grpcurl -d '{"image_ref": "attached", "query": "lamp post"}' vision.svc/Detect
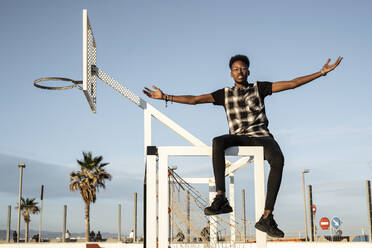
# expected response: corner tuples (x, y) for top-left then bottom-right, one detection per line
(302, 169), (310, 241)
(17, 163), (26, 243)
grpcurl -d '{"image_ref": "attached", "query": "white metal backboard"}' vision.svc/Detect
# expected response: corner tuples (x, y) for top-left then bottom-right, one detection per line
(82, 9), (97, 113)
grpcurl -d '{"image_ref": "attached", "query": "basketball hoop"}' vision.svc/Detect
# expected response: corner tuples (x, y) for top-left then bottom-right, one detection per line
(33, 77), (83, 90)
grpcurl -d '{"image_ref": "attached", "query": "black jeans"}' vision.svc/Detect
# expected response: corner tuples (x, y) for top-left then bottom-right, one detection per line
(212, 134), (284, 211)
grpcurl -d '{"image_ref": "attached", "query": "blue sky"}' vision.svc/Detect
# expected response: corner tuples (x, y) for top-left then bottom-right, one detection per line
(1, 0), (371, 237)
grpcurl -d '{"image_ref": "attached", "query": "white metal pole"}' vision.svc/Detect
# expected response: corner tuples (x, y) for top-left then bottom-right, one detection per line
(158, 152), (169, 248)
(118, 204), (121, 242)
(17, 163), (25, 243)
(209, 181), (217, 246)
(62, 205), (67, 242)
(242, 189), (247, 242)
(302, 169), (309, 241)
(253, 148), (266, 248)
(186, 190), (191, 243)
(134, 192), (137, 242)
(146, 152), (157, 248)
(39, 185), (44, 242)
(170, 178), (174, 242)
(6, 205), (11, 243)
(144, 103), (152, 247)
(366, 180), (372, 242)
(229, 175), (236, 247)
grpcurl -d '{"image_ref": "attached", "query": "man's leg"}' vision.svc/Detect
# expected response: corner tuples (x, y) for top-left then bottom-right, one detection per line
(206, 134), (285, 237)
(204, 134), (241, 215)
(212, 134), (237, 193)
(251, 136), (285, 238)
(210, 134), (284, 203)
(205, 134), (264, 215)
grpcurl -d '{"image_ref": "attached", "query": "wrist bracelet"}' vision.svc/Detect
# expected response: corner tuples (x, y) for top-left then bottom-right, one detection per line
(165, 94), (168, 107)
(320, 69), (327, 76)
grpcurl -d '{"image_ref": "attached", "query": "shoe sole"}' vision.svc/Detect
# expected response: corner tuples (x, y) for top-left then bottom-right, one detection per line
(204, 208), (233, 216)
(254, 223), (284, 238)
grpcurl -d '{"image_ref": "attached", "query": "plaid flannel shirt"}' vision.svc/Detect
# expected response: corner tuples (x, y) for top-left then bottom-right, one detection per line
(212, 81), (273, 137)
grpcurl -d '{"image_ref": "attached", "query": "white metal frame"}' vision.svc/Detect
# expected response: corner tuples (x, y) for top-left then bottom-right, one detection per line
(81, 9), (267, 248)
(147, 146), (266, 248)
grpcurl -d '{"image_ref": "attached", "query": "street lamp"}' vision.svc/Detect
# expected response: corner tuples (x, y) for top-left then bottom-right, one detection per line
(302, 169), (310, 241)
(17, 163), (26, 243)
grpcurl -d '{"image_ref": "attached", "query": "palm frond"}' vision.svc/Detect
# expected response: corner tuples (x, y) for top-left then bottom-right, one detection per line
(69, 151), (112, 204)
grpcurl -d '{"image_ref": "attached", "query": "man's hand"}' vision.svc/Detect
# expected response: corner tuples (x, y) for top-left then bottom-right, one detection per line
(322, 56), (343, 75)
(272, 56), (343, 93)
(143, 85), (164, 100)
(143, 85), (214, 105)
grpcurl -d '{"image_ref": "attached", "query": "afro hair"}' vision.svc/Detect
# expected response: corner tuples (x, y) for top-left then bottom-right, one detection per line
(229, 54), (250, 69)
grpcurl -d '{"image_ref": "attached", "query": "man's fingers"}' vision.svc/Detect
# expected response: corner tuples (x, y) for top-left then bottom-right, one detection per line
(332, 56), (343, 67)
(142, 90), (150, 97)
(326, 58), (331, 65)
(152, 85), (160, 91)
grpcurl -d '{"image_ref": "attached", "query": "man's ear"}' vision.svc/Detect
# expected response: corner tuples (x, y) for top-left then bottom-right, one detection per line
(247, 70), (250, 76)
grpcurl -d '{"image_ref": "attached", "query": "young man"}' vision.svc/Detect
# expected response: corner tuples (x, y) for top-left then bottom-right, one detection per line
(143, 55), (342, 238)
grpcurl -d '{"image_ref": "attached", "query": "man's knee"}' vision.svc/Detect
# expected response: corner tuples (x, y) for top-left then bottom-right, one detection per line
(212, 136), (225, 148)
(273, 153), (285, 169)
(267, 151), (284, 170)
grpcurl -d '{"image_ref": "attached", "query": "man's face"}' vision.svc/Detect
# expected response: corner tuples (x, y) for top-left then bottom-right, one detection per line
(230, 60), (249, 84)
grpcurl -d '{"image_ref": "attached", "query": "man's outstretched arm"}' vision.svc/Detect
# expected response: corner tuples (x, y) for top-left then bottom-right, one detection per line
(143, 85), (214, 104)
(272, 56), (343, 93)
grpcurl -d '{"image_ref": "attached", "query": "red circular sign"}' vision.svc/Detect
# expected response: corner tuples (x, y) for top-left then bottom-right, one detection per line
(320, 217), (330, 230)
(312, 204), (316, 215)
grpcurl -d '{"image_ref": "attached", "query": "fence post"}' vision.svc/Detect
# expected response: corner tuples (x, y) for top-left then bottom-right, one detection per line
(7, 205), (11, 242)
(242, 189), (247, 242)
(62, 205), (67, 242)
(366, 180), (372, 242)
(134, 192), (137, 242)
(118, 204), (121, 241)
(307, 185), (314, 241)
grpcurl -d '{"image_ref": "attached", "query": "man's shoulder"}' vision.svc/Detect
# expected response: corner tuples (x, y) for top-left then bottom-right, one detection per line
(255, 81), (273, 97)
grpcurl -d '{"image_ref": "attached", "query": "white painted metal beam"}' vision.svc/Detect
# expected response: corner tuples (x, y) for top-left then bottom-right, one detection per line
(145, 154), (157, 248)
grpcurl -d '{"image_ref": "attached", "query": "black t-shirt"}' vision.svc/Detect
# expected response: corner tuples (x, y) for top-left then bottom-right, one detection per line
(211, 81), (272, 106)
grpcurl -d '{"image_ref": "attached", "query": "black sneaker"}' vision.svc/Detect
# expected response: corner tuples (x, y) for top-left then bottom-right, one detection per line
(204, 194), (233, 216)
(254, 214), (284, 238)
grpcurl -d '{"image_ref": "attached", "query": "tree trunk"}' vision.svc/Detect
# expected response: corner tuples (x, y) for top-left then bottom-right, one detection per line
(85, 201), (90, 242)
(25, 221), (29, 242)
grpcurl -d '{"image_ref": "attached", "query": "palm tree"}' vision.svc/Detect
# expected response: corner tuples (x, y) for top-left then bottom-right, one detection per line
(69, 151), (112, 241)
(16, 197), (40, 242)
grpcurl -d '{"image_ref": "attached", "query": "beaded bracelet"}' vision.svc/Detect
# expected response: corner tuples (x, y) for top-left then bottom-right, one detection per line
(165, 94), (174, 108)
